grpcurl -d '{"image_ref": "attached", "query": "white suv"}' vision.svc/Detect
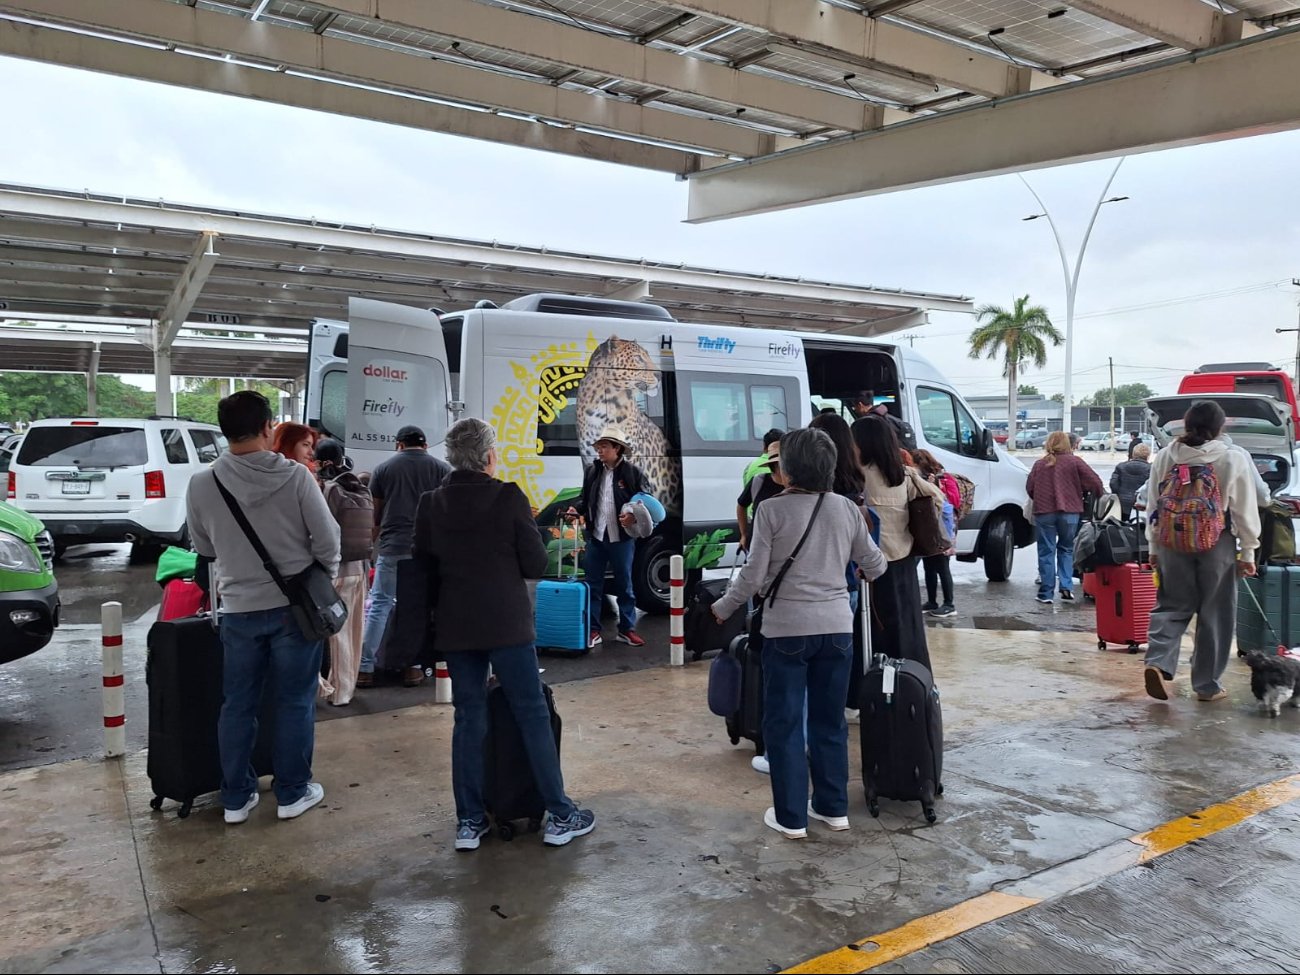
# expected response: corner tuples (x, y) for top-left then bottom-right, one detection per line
(8, 417), (227, 560)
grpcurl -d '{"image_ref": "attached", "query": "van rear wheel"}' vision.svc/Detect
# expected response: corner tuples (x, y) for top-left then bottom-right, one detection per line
(982, 514), (1015, 582)
(633, 535), (672, 616)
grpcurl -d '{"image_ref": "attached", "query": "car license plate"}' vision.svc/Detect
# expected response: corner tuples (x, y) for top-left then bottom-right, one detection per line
(61, 480), (91, 495)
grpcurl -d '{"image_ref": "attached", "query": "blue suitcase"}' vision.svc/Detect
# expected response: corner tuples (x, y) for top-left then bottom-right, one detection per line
(536, 527), (590, 653)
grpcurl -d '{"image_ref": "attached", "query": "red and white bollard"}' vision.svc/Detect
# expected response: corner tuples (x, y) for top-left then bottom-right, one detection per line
(101, 601), (126, 758)
(434, 661), (452, 703)
(669, 555), (685, 667)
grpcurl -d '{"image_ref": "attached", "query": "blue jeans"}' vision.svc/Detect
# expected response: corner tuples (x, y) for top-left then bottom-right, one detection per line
(761, 632), (853, 830)
(360, 553), (407, 673)
(444, 644), (576, 826)
(1036, 513), (1081, 599)
(583, 536), (637, 633)
(218, 606), (322, 809)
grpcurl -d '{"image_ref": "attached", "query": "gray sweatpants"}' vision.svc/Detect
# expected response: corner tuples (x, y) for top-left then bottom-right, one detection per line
(1144, 531), (1237, 695)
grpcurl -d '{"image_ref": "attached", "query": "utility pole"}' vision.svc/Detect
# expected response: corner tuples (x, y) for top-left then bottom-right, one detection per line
(1276, 278), (1300, 393)
(1108, 356), (1116, 454)
(900, 333), (918, 348)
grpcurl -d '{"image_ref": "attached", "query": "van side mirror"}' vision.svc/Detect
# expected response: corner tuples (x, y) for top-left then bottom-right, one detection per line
(977, 428), (994, 457)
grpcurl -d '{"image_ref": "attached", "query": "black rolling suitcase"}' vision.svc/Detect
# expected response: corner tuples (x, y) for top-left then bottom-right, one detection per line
(483, 679), (563, 840)
(723, 609), (765, 755)
(858, 580), (944, 824)
(685, 559), (747, 661)
(145, 614), (275, 818)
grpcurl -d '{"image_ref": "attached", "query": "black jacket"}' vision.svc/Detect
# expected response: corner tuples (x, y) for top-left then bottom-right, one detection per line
(1109, 459), (1151, 511)
(576, 459), (646, 543)
(414, 470), (548, 653)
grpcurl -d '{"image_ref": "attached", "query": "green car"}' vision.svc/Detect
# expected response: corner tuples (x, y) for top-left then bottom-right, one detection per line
(0, 500), (59, 662)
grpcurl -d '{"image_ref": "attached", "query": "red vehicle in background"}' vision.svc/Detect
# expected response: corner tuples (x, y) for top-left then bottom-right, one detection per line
(1177, 362), (1300, 425)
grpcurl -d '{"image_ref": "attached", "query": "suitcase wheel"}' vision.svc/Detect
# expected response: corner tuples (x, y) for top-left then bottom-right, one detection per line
(177, 800), (193, 819)
(1098, 639), (1107, 651)
(729, 734), (740, 746)
(149, 795), (163, 812)
(923, 805), (938, 825)
(1127, 642), (1140, 654)
(921, 782), (938, 824)
(497, 823), (516, 842)
(868, 800), (880, 818)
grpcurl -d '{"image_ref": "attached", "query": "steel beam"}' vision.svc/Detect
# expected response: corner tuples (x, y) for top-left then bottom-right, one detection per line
(1069, 0), (1236, 51)
(156, 231), (219, 350)
(310, 0), (875, 131)
(0, 0), (769, 158)
(0, 17), (699, 172)
(686, 29), (1300, 221)
(602, 279), (651, 301)
(666, 0), (1044, 98)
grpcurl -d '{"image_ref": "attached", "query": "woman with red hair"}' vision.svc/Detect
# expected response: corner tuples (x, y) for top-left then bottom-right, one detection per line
(272, 422), (318, 473)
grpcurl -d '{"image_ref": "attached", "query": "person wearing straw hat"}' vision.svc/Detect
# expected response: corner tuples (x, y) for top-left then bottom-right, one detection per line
(564, 426), (648, 649)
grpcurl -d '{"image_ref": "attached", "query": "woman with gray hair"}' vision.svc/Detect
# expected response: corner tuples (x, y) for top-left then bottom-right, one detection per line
(413, 418), (595, 851)
(712, 428), (886, 839)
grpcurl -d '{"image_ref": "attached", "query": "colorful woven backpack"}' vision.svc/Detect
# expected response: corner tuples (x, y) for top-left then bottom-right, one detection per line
(1153, 463), (1225, 553)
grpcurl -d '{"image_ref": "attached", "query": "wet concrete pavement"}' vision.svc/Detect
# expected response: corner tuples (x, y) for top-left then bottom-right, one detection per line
(3, 519), (1094, 775)
(4, 620), (1300, 974)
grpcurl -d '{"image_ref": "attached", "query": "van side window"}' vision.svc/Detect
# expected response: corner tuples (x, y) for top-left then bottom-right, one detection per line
(917, 387), (959, 454)
(679, 373), (800, 455)
(692, 381), (750, 442)
(161, 428), (190, 465)
(319, 368), (348, 441)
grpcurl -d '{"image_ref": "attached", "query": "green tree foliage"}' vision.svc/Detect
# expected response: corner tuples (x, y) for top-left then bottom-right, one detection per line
(968, 296), (1063, 445)
(1076, 383), (1157, 407)
(1017, 384), (1040, 396)
(0, 373), (153, 423)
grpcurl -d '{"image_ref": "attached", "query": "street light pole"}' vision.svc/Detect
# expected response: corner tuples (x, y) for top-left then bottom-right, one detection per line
(1019, 158), (1128, 435)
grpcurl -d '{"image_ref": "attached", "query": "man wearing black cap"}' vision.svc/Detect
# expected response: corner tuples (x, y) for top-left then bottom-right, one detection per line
(359, 425), (451, 687)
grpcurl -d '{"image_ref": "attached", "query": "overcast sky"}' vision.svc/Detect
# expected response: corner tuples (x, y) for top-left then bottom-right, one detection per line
(2, 53), (1299, 402)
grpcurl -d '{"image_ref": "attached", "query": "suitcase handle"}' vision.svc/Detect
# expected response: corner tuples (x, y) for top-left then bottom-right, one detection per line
(557, 519), (580, 582)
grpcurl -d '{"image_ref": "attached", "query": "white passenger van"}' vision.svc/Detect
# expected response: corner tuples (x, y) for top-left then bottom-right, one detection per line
(305, 295), (1032, 613)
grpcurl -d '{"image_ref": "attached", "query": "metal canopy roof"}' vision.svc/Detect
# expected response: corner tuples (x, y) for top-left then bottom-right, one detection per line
(0, 184), (972, 375)
(0, 321), (308, 379)
(0, 0), (1297, 220)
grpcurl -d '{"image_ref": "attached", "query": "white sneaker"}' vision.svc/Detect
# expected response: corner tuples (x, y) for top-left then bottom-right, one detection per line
(808, 801), (850, 831)
(277, 782), (325, 821)
(763, 807), (806, 839)
(751, 754), (770, 775)
(224, 791), (259, 825)
(845, 708), (860, 725)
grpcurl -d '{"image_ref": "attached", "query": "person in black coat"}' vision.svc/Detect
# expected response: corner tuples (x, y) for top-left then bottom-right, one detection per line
(564, 426), (648, 648)
(1110, 442), (1151, 520)
(414, 418), (595, 851)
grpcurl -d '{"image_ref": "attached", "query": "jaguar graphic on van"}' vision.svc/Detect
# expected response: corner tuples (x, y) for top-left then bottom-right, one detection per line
(304, 293), (1032, 614)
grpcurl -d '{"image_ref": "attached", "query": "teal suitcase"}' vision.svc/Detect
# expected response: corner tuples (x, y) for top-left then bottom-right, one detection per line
(1236, 564), (1300, 653)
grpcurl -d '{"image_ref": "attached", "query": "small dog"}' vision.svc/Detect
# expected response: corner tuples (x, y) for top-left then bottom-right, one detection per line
(1243, 651), (1300, 718)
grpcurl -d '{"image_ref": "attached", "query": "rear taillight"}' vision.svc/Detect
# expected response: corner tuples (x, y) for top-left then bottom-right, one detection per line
(6, 472), (13, 500)
(144, 470), (165, 499)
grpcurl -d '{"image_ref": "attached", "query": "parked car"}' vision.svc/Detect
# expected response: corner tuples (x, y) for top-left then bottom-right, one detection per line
(0, 499), (59, 662)
(1015, 428), (1049, 450)
(0, 434), (22, 475)
(9, 417), (227, 561)
(1079, 432), (1113, 451)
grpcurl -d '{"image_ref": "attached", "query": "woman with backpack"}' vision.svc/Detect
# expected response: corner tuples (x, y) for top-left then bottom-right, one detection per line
(1026, 432), (1104, 604)
(1143, 401), (1260, 703)
(314, 438), (373, 706)
(911, 449), (960, 618)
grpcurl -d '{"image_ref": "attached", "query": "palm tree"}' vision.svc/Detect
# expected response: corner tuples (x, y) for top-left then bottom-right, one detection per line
(968, 296), (1063, 448)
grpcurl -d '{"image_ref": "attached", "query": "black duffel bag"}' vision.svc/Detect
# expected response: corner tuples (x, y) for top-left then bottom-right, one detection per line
(1093, 520), (1147, 567)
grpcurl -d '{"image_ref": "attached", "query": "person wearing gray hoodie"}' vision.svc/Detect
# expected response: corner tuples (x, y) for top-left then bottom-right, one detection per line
(1143, 400), (1260, 704)
(185, 391), (341, 825)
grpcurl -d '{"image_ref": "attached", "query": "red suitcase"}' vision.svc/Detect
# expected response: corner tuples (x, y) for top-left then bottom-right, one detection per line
(157, 578), (207, 622)
(1094, 563), (1157, 653)
(1082, 571), (1099, 601)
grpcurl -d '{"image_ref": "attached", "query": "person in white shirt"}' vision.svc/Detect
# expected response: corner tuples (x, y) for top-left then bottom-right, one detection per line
(565, 427), (648, 648)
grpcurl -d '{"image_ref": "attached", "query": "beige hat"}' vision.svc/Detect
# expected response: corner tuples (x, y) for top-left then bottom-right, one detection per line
(592, 426), (631, 450)
(765, 440), (781, 461)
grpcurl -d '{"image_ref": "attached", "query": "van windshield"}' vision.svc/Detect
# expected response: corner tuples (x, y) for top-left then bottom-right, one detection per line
(17, 427), (149, 468)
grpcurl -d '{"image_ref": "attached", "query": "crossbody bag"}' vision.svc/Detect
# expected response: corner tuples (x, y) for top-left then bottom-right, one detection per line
(212, 474), (348, 641)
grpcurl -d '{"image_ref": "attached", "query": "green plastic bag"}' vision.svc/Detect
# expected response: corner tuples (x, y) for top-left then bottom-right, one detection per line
(155, 546), (198, 586)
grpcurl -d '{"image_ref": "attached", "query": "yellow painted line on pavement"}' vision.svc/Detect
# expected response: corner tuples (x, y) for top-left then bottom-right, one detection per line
(783, 773), (1300, 975)
(782, 891), (1039, 975)
(1131, 772), (1300, 862)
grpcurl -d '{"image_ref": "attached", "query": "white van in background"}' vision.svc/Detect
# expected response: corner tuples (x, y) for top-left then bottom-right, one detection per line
(305, 294), (1032, 612)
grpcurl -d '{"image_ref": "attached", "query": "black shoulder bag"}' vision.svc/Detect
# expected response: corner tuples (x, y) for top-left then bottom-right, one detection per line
(761, 492), (827, 609)
(212, 474), (348, 641)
